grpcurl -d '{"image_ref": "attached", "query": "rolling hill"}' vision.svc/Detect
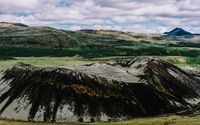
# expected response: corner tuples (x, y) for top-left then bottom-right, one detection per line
(0, 22), (199, 50)
(0, 22), (162, 49)
(0, 22), (28, 28)
(0, 22), (77, 48)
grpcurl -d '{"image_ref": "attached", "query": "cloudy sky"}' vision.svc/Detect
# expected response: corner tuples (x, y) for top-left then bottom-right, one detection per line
(0, 0), (199, 33)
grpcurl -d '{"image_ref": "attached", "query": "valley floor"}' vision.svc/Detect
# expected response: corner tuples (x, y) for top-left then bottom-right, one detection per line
(0, 57), (94, 71)
(1, 56), (200, 80)
(0, 56), (200, 71)
(0, 115), (200, 125)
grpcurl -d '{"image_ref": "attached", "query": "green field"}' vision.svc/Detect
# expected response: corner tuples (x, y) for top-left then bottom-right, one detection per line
(0, 56), (200, 71)
(0, 57), (95, 71)
(0, 115), (200, 125)
(0, 45), (199, 71)
(0, 45), (200, 58)
(161, 56), (200, 68)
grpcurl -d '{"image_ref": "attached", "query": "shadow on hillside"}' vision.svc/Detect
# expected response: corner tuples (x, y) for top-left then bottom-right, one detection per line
(0, 56), (15, 61)
(0, 45), (199, 59)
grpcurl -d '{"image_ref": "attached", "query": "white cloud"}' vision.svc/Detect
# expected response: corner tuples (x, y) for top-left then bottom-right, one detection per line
(0, 0), (199, 33)
(124, 25), (168, 34)
(92, 24), (168, 34)
(112, 16), (147, 23)
(69, 26), (81, 31)
(0, 0), (40, 13)
(93, 25), (123, 31)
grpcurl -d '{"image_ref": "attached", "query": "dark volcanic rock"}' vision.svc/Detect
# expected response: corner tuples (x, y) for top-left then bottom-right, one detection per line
(0, 57), (200, 122)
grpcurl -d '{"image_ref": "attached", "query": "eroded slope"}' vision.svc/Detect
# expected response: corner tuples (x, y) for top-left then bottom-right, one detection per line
(0, 57), (199, 122)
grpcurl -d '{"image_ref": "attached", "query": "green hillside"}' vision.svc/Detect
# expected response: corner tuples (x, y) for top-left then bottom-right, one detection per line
(0, 25), (77, 48)
(0, 22), (199, 71)
(0, 22), (199, 51)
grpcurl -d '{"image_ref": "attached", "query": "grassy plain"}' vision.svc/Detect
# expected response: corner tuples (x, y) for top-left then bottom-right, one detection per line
(0, 57), (94, 71)
(0, 45), (199, 71)
(0, 115), (200, 125)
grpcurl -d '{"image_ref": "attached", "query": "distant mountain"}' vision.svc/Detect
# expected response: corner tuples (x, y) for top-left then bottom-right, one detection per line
(164, 28), (193, 37)
(0, 22), (145, 49)
(0, 22), (28, 28)
(0, 22), (198, 49)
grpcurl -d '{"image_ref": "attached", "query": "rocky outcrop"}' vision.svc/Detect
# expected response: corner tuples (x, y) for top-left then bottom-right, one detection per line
(0, 57), (199, 122)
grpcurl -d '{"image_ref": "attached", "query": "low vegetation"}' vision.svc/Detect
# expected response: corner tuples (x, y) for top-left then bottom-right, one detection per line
(164, 56), (200, 67)
(0, 115), (200, 125)
(0, 45), (199, 71)
(0, 45), (199, 58)
(0, 57), (93, 71)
